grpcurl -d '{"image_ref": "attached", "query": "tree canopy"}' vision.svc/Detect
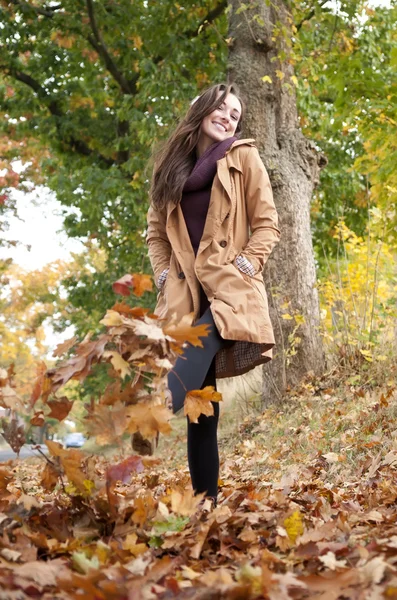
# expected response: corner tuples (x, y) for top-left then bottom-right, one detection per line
(0, 0), (396, 332)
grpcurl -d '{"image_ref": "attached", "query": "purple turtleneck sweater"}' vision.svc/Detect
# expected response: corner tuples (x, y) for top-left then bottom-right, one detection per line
(180, 137), (237, 256)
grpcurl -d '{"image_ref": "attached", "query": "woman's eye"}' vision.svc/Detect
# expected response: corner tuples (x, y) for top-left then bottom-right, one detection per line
(232, 115), (238, 121)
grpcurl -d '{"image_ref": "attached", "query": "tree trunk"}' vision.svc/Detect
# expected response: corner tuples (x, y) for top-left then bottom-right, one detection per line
(228, 0), (326, 402)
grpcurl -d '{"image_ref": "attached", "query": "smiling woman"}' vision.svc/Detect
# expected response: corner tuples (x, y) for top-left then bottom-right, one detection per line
(144, 82), (280, 504)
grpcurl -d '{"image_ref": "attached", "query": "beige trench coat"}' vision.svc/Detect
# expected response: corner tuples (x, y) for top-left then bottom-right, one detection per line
(146, 139), (280, 378)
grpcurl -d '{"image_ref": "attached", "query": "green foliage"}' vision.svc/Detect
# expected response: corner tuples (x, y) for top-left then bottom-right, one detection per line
(0, 0), (228, 333)
(293, 2), (397, 258)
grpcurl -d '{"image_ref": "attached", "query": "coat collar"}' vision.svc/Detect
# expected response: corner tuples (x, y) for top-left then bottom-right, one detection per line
(224, 138), (256, 171)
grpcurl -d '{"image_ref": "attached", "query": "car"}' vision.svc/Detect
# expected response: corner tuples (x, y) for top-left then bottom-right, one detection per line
(64, 432), (86, 448)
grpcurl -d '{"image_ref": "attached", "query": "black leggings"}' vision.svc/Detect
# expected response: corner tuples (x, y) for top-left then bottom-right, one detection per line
(167, 308), (229, 498)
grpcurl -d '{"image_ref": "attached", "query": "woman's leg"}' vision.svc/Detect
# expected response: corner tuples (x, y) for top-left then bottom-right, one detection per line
(167, 307), (225, 414)
(187, 358), (219, 499)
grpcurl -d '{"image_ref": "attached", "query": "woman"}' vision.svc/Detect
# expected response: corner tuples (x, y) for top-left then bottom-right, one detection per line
(146, 82), (280, 504)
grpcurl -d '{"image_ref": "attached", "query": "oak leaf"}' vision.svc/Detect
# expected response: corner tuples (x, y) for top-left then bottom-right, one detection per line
(52, 336), (78, 358)
(47, 397), (74, 421)
(184, 387), (222, 424)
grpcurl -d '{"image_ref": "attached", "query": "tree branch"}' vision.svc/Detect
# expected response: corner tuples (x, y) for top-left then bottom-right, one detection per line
(184, 0), (227, 39)
(296, 0), (330, 32)
(85, 0), (135, 95)
(1, 64), (113, 165)
(8, 0), (62, 18)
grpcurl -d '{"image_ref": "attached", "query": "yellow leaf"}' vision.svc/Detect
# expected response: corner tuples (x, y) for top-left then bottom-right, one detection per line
(184, 386), (222, 424)
(291, 75), (298, 87)
(281, 313), (294, 320)
(100, 310), (123, 327)
(261, 75), (272, 84)
(284, 510), (304, 544)
(103, 351), (131, 379)
(276, 70), (285, 80)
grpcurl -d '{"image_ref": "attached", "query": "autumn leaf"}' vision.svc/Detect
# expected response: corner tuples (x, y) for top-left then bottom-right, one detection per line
(40, 462), (59, 491)
(126, 403), (172, 439)
(112, 274), (134, 296)
(163, 313), (211, 348)
(52, 336), (78, 358)
(46, 397), (74, 421)
(112, 273), (153, 297)
(1, 415), (26, 454)
(45, 440), (87, 493)
(103, 350), (131, 379)
(106, 455), (145, 507)
(85, 401), (128, 446)
(284, 510), (304, 544)
(184, 387), (222, 424)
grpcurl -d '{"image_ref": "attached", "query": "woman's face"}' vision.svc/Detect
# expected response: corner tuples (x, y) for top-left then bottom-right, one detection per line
(199, 92), (242, 145)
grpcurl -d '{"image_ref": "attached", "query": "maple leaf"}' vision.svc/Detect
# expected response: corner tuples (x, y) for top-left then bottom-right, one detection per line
(1, 415), (26, 454)
(112, 273), (153, 297)
(184, 387), (222, 424)
(163, 313), (211, 347)
(46, 397), (74, 421)
(126, 403), (172, 438)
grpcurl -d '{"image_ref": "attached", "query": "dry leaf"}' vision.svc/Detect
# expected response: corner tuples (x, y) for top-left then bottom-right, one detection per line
(184, 387), (222, 423)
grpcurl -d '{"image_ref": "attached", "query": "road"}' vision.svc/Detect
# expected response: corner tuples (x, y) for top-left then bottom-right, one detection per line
(0, 445), (48, 462)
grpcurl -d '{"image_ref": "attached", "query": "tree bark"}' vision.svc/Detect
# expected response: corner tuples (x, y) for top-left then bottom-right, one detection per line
(228, 0), (326, 402)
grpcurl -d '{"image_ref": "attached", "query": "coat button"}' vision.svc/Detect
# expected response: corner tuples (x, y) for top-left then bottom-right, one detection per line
(178, 272), (185, 279)
(220, 240), (227, 248)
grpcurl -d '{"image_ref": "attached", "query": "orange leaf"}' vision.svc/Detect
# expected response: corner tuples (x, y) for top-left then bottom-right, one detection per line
(164, 313), (211, 348)
(132, 273), (153, 297)
(184, 387), (222, 424)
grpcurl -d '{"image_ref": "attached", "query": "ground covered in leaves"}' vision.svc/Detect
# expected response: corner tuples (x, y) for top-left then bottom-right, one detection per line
(2, 377), (397, 599)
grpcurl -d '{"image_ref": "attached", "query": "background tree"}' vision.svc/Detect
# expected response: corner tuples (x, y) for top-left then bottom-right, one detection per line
(0, 0), (395, 399)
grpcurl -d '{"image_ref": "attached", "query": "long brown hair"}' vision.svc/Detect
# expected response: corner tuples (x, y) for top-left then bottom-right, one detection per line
(150, 82), (245, 210)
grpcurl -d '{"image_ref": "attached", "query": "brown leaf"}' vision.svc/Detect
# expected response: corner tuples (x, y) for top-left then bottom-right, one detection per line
(106, 455), (145, 506)
(126, 403), (172, 438)
(30, 411), (45, 426)
(30, 361), (51, 406)
(1, 415), (26, 454)
(0, 467), (13, 493)
(112, 273), (153, 297)
(40, 462), (59, 491)
(46, 397), (74, 421)
(52, 335), (78, 358)
(85, 401), (128, 446)
(184, 387), (222, 424)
